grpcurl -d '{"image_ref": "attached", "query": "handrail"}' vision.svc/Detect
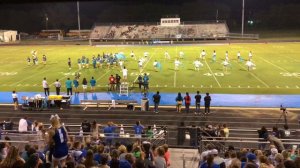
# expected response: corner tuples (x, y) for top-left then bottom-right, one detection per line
(201, 136), (300, 141)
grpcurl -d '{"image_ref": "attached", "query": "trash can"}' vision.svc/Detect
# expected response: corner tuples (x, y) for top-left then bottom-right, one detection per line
(141, 98), (149, 111)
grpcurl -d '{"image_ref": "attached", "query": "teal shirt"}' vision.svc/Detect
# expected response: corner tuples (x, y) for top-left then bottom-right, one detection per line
(65, 80), (72, 89)
(90, 79), (96, 86)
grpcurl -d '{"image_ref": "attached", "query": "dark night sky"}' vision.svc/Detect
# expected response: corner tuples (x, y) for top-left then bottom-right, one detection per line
(0, 0), (300, 33)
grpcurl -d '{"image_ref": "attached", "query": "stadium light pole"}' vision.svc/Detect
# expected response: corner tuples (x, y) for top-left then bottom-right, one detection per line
(241, 0), (245, 36)
(45, 13), (48, 30)
(77, 1), (81, 37)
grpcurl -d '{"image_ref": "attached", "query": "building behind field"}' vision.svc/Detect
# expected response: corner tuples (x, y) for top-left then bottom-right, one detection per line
(0, 30), (17, 42)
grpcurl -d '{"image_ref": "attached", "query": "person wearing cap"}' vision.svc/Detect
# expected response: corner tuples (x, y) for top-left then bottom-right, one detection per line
(268, 147), (278, 165)
(210, 149), (225, 168)
(244, 153), (258, 168)
(199, 154), (219, 168)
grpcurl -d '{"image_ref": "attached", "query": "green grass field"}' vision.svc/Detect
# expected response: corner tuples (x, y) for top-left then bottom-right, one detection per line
(1, 42), (300, 94)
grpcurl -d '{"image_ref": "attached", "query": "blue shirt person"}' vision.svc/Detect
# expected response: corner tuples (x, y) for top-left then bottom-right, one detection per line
(133, 121), (144, 138)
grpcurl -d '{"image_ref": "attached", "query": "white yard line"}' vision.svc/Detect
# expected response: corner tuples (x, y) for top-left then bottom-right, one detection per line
(204, 60), (221, 88)
(96, 69), (112, 82)
(235, 62), (270, 88)
(132, 49), (157, 84)
(174, 71), (177, 87)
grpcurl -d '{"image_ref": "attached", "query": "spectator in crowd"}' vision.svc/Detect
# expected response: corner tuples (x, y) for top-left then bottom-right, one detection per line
(204, 92), (211, 114)
(65, 78), (73, 95)
(228, 158), (241, 168)
(195, 91), (201, 115)
(109, 149), (120, 168)
(266, 134), (285, 153)
(91, 120), (100, 139)
(0, 142), (7, 162)
(284, 160), (297, 168)
(118, 145), (128, 161)
(183, 92), (191, 114)
(0, 145), (25, 168)
(163, 144), (171, 167)
(24, 153), (42, 168)
(12, 90), (18, 110)
(175, 92), (183, 113)
(153, 91), (161, 113)
(258, 126), (268, 150)
(274, 153), (284, 168)
(18, 116), (29, 133)
(223, 124), (230, 138)
(258, 155), (274, 168)
(42, 77), (49, 96)
(200, 154), (219, 168)
(54, 79), (61, 95)
(103, 122), (117, 146)
(211, 149), (225, 168)
(90, 76), (96, 92)
(154, 146), (166, 168)
(83, 150), (98, 167)
(245, 153), (258, 167)
(93, 144), (105, 165)
(146, 125), (153, 138)
(81, 120), (91, 133)
(133, 121), (144, 138)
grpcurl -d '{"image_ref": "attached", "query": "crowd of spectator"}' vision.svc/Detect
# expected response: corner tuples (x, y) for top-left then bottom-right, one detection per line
(0, 115), (170, 168)
(199, 143), (300, 168)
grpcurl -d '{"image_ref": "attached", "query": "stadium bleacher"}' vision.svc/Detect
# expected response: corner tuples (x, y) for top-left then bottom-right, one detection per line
(90, 21), (229, 40)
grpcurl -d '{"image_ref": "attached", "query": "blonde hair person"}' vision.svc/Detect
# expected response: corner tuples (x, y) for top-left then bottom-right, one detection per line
(46, 114), (68, 168)
(0, 146), (25, 168)
(229, 158), (241, 168)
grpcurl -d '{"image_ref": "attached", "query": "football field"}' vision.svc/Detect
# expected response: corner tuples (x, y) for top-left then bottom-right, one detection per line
(0, 42), (300, 94)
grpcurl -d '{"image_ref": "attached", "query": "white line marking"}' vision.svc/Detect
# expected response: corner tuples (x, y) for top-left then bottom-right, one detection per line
(258, 56), (300, 80)
(286, 86), (289, 88)
(132, 49), (157, 85)
(296, 85), (299, 88)
(174, 71), (176, 87)
(204, 60), (221, 87)
(235, 61), (270, 88)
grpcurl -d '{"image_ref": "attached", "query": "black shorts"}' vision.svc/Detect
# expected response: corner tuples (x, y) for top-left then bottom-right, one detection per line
(13, 98), (18, 103)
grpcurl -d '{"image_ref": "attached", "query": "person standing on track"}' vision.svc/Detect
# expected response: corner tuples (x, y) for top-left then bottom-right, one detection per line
(153, 91), (161, 113)
(12, 90), (18, 110)
(184, 92), (191, 114)
(204, 92), (211, 114)
(42, 77), (50, 96)
(54, 79), (61, 95)
(194, 91), (201, 115)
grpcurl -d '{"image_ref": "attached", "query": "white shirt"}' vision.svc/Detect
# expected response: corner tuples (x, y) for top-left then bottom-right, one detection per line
(175, 60), (181, 66)
(54, 81), (61, 88)
(249, 52), (252, 57)
(213, 52), (216, 57)
(237, 52), (241, 57)
(144, 52), (149, 57)
(42, 80), (48, 88)
(130, 52), (135, 56)
(246, 61), (255, 67)
(122, 68), (128, 76)
(179, 51), (184, 57)
(153, 61), (158, 67)
(223, 61), (229, 66)
(12, 93), (18, 99)
(19, 118), (28, 132)
(194, 60), (202, 67)
(201, 51), (206, 56)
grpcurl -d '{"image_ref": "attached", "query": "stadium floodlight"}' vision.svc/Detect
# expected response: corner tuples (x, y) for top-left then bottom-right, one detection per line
(45, 13), (48, 30)
(241, 0), (245, 35)
(77, 1), (81, 37)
